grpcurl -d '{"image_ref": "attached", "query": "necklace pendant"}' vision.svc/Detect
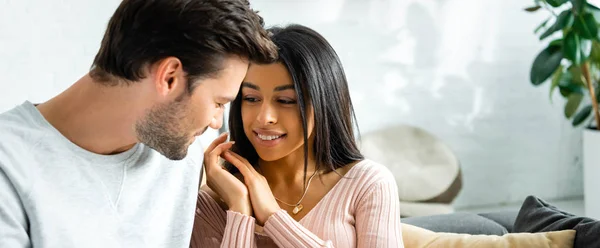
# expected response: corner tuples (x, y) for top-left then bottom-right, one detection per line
(292, 204), (304, 215)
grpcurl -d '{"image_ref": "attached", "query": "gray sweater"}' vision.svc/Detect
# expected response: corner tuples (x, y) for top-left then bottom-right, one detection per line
(0, 101), (203, 248)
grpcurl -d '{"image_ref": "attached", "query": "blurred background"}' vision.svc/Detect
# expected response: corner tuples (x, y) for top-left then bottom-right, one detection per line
(0, 0), (594, 215)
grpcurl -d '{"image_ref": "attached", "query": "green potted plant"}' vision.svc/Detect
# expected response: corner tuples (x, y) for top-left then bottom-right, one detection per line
(526, 0), (600, 219)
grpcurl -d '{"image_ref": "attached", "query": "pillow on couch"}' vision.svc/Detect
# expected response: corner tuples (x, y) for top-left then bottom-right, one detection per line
(402, 223), (575, 248)
(514, 195), (600, 248)
(402, 212), (510, 235)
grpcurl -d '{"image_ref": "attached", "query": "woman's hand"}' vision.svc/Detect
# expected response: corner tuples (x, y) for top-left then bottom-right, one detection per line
(203, 133), (252, 216)
(222, 150), (281, 226)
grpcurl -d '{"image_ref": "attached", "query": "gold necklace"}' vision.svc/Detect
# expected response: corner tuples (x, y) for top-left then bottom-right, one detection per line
(265, 168), (319, 215)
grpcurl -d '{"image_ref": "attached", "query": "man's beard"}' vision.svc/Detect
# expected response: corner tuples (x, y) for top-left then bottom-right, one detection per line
(135, 97), (195, 160)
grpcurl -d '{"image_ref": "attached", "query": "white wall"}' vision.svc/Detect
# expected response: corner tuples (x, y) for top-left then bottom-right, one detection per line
(0, 0), (118, 110)
(0, 0), (221, 146)
(0, 0), (585, 208)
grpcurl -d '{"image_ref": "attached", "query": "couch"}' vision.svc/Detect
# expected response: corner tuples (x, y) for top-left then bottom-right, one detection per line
(401, 196), (600, 248)
(401, 210), (518, 235)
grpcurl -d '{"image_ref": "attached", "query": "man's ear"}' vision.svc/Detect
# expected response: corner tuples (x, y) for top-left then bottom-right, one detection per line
(153, 57), (186, 98)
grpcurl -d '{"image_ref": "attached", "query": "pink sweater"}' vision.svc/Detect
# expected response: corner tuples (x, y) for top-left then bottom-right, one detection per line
(190, 160), (404, 247)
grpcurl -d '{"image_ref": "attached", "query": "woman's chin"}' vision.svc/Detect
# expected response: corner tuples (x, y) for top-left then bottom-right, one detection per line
(255, 150), (285, 162)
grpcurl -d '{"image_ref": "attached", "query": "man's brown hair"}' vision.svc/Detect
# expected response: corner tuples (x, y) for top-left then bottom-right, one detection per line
(90, 0), (277, 91)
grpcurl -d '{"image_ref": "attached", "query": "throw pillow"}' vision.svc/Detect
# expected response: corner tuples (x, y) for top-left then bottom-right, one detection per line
(402, 223), (575, 248)
(514, 195), (600, 248)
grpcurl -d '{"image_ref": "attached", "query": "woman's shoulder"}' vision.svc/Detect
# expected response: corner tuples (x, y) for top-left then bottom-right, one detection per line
(348, 159), (397, 184)
(333, 160), (399, 207)
(331, 159), (397, 196)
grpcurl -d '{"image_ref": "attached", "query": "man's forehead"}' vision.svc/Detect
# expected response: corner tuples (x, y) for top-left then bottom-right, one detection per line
(216, 95), (236, 103)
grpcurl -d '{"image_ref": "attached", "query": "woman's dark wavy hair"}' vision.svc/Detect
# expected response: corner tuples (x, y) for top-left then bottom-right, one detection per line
(226, 24), (363, 180)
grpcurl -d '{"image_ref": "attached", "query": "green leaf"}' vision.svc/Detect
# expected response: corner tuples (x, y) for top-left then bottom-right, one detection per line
(535, 18), (551, 34)
(559, 70), (574, 87)
(558, 71), (586, 96)
(573, 105), (593, 125)
(548, 0), (569, 7)
(530, 45), (563, 85)
(565, 93), (584, 118)
(550, 38), (564, 46)
(574, 13), (598, 39)
(591, 40), (600, 61)
(559, 84), (586, 96)
(568, 65), (586, 85)
(587, 3), (600, 26)
(525, 6), (542, 12)
(570, 0), (587, 14)
(563, 32), (592, 64)
(550, 65), (564, 102)
(564, 32), (583, 63)
(540, 10), (574, 40)
(587, 2), (600, 10)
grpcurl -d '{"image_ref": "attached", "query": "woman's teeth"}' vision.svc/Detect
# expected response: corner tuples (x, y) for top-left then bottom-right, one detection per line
(258, 134), (282, 141)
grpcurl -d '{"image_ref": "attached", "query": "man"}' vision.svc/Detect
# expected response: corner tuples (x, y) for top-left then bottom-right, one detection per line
(0, 0), (277, 247)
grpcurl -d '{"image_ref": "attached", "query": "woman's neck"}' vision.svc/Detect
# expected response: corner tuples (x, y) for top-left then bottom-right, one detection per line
(258, 148), (318, 188)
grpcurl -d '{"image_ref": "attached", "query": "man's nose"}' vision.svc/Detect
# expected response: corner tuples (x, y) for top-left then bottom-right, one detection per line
(209, 113), (223, 130)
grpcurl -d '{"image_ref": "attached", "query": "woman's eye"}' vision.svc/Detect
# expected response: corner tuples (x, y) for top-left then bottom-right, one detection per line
(243, 97), (259, 102)
(278, 99), (297, 104)
(216, 103), (225, 108)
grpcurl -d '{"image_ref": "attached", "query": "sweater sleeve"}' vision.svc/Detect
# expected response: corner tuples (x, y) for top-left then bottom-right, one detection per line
(354, 174), (404, 248)
(0, 164), (30, 248)
(190, 191), (257, 248)
(263, 210), (334, 247)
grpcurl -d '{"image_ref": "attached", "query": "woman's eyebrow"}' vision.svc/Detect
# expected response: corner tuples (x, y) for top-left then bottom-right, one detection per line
(241, 82), (259, 90)
(274, 84), (294, 92)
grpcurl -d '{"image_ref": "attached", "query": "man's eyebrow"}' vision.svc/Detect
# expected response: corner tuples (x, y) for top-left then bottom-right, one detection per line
(217, 96), (236, 102)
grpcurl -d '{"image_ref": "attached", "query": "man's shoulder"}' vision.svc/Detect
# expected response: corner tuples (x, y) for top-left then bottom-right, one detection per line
(0, 103), (43, 195)
(0, 102), (31, 125)
(0, 102), (46, 148)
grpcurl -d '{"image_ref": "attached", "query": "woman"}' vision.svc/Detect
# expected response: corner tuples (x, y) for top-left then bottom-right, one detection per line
(191, 24), (404, 247)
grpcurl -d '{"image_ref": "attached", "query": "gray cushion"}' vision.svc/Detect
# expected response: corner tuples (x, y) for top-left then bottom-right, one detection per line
(401, 212), (508, 235)
(478, 210), (518, 233)
(514, 195), (600, 248)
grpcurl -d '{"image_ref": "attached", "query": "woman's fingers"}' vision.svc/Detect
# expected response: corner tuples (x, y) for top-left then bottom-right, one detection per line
(204, 132), (229, 156)
(224, 150), (258, 174)
(222, 151), (254, 178)
(206, 141), (234, 171)
(222, 152), (280, 225)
